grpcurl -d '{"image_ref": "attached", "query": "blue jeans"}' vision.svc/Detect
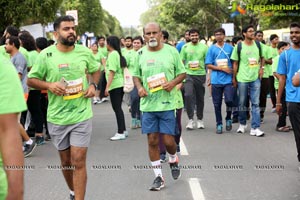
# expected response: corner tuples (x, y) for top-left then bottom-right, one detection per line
(212, 84), (234, 126)
(238, 79), (261, 129)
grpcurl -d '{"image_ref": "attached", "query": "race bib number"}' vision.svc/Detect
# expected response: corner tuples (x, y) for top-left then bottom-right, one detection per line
(248, 58), (259, 68)
(188, 61), (200, 70)
(63, 78), (83, 100)
(216, 59), (228, 69)
(147, 72), (167, 93)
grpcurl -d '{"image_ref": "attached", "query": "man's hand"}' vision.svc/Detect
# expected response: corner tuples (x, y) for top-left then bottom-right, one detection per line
(259, 68), (264, 79)
(48, 82), (66, 96)
(221, 67), (233, 74)
(232, 77), (237, 88)
(105, 87), (110, 97)
(276, 104), (282, 116)
(84, 85), (96, 98)
(162, 81), (176, 92)
(138, 87), (148, 97)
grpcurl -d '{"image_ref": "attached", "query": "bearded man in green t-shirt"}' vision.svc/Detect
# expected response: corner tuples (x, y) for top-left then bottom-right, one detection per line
(133, 22), (186, 191)
(27, 15), (100, 200)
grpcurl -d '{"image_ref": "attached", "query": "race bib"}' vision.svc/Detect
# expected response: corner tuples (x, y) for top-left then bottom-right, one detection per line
(63, 78), (83, 100)
(216, 59), (228, 69)
(147, 72), (167, 93)
(188, 61), (200, 70)
(248, 58), (259, 68)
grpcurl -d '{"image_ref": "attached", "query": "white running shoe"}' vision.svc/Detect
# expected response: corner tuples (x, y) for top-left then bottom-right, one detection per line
(237, 124), (247, 133)
(250, 128), (265, 137)
(197, 120), (205, 129)
(110, 133), (126, 141)
(186, 119), (194, 130)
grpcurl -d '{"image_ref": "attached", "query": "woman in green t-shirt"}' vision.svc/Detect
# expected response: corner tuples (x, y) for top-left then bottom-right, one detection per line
(105, 36), (128, 141)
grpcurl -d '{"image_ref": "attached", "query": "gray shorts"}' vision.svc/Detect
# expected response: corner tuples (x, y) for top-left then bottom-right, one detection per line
(47, 118), (92, 151)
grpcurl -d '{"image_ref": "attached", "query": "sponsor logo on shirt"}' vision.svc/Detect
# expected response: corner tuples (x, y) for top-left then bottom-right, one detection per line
(58, 64), (70, 71)
(147, 59), (155, 66)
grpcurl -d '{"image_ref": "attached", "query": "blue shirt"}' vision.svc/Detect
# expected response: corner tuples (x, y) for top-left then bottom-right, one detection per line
(176, 41), (186, 53)
(277, 48), (300, 103)
(205, 43), (233, 84)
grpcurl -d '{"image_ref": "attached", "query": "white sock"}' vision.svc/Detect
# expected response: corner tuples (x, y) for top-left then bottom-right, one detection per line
(70, 190), (74, 196)
(151, 160), (162, 177)
(169, 153), (177, 163)
(25, 139), (33, 145)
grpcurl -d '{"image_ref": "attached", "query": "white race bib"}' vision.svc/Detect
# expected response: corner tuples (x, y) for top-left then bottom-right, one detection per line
(147, 72), (167, 93)
(216, 59), (228, 69)
(188, 61), (200, 70)
(63, 78), (83, 100)
(248, 58), (259, 68)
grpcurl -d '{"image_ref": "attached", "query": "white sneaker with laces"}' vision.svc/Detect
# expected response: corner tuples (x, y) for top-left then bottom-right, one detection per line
(197, 120), (205, 129)
(93, 98), (98, 104)
(124, 131), (128, 137)
(250, 128), (264, 137)
(101, 97), (109, 102)
(186, 119), (194, 130)
(237, 124), (247, 133)
(110, 133), (126, 141)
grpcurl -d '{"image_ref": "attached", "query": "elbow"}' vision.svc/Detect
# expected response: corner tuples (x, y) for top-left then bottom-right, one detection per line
(27, 78), (32, 88)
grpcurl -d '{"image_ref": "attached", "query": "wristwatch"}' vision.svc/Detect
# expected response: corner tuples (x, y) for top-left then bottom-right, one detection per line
(90, 82), (97, 90)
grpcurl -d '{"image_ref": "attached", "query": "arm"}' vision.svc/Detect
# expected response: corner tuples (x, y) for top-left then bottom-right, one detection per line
(105, 70), (115, 96)
(259, 58), (265, 79)
(292, 72), (300, 87)
(27, 78), (66, 96)
(84, 69), (101, 98)
(276, 74), (286, 115)
(162, 73), (186, 92)
(0, 113), (24, 200)
(232, 60), (238, 87)
(207, 64), (232, 74)
(133, 76), (148, 97)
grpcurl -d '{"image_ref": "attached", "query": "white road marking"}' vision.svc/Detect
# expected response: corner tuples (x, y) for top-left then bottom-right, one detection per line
(180, 137), (189, 155)
(189, 178), (206, 200)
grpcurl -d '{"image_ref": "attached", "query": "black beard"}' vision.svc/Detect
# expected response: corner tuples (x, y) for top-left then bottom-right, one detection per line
(61, 36), (75, 46)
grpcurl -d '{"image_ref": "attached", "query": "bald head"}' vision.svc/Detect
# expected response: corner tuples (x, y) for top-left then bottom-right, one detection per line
(143, 22), (161, 34)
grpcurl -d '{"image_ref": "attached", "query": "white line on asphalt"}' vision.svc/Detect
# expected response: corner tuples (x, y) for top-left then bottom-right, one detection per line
(180, 137), (189, 155)
(189, 178), (205, 200)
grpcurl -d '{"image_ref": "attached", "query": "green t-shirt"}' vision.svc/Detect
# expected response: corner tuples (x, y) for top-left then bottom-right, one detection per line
(272, 55), (280, 90)
(268, 46), (278, 77)
(0, 45), (9, 59)
(124, 49), (137, 74)
(19, 47), (31, 68)
(175, 88), (184, 109)
(28, 44), (99, 125)
(98, 46), (108, 57)
(132, 44), (186, 112)
(92, 51), (104, 71)
(180, 42), (208, 75)
(260, 43), (271, 78)
(105, 50), (124, 91)
(231, 42), (260, 82)
(0, 55), (27, 199)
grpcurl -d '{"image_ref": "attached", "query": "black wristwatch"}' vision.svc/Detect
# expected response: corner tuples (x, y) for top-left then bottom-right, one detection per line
(89, 82), (97, 90)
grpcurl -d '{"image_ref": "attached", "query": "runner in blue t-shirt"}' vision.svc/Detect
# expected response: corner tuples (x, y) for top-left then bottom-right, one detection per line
(205, 28), (234, 134)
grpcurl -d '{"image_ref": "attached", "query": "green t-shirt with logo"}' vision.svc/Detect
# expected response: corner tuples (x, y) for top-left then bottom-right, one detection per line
(105, 50), (124, 91)
(28, 50), (39, 90)
(98, 46), (108, 58)
(231, 42), (260, 82)
(28, 44), (99, 125)
(132, 44), (186, 112)
(180, 42), (208, 75)
(260, 43), (271, 78)
(0, 55), (27, 200)
(272, 55), (280, 90)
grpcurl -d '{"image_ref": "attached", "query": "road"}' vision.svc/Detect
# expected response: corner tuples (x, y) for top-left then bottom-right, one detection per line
(24, 95), (300, 200)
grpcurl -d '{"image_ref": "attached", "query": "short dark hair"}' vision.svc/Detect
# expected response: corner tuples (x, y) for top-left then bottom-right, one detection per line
(36, 37), (48, 50)
(53, 15), (75, 31)
(277, 41), (288, 50)
(133, 36), (144, 45)
(254, 30), (263, 36)
(125, 36), (133, 41)
(232, 36), (243, 45)
(19, 31), (36, 51)
(7, 36), (20, 49)
(162, 30), (169, 40)
(5, 26), (19, 37)
(214, 28), (225, 35)
(98, 36), (105, 41)
(290, 22), (300, 29)
(189, 28), (199, 35)
(47, 39), (55, 46)
(270, 34), (279, 41)
(242, 25), (254, 34)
